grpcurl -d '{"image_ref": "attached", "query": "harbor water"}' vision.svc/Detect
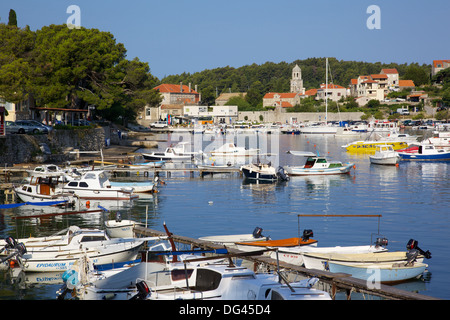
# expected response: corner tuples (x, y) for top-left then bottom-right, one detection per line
(0, 131), (449, 300)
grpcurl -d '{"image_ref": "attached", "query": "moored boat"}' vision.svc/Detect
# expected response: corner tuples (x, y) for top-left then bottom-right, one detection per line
(240, 163), (289, 181)
(1, 226), (145, 272)
(397, 143), (450, 161)
(327, 261), (428, 283)
(62, 170), (139, 200)
(369, 144), (400, 165)
(284, 151), (355, 175)
(342, 140), (408, 154)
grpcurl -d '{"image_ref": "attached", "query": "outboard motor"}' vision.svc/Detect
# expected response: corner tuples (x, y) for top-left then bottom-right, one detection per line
(407, 239), (432, 259)
(130, 281), (150, 300)
(375, 237), (388, 247)
(115, 212), (122, 223)
(405, 249), (420, 266)
(252, 227), (264, 239)
(276, 166), (289, 181)
(302, 229), (314, 241)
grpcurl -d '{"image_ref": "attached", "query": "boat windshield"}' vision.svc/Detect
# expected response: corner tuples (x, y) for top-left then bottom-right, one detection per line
(304, 158), (317, 168)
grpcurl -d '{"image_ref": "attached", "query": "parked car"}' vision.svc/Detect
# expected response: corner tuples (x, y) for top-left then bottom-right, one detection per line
(150, 121), (168, 128)
(5, 120), (51, 134)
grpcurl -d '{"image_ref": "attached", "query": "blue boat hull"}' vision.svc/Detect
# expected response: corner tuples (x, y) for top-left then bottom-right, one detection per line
(398, 153), (450, 161)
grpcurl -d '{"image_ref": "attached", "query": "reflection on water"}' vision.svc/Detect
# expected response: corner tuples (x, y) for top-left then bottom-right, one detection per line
(0, 132), (449, 299)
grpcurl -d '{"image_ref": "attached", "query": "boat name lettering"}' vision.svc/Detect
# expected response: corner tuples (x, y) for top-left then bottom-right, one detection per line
(36, 262), (68, 269)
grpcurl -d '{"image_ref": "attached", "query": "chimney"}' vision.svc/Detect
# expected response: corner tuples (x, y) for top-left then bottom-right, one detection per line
(189, 83), (191, 92)
(180, 82), (183, 92)
(195, 85), (198, 93)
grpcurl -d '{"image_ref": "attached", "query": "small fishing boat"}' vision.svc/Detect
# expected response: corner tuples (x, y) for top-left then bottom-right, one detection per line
(302, 238), (431, 271)
(327, 261), (428, 283)
(199, 227), (270, 246)
(397, 144), (450, 161)
(210, 143), (259, 157)
(240, 163), (289, 181)
(1, 226), (145, 272)
(369, 144), (400, 165)
(14, 174), (76, 204)
(62, 170), (139, 200)
(235, 229), (317, 252)
(270, 237), (389, 267)
(109, 175), (160, 194)
(284, 151), (355, 175)
(26, 164), (82, 182)
(142, 142), (199, 161)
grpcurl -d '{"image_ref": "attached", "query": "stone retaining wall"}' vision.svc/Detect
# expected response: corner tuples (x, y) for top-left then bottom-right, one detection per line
(0, 127), (106, 166)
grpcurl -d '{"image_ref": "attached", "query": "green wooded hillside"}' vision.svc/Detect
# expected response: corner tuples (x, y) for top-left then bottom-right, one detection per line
(162, 58), (432, 106)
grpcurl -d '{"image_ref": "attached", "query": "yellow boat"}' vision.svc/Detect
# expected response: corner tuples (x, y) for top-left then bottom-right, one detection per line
(342, 140), (408, 154)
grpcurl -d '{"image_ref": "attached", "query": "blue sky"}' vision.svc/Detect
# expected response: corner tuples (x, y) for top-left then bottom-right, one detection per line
(1, 0), (449, 79)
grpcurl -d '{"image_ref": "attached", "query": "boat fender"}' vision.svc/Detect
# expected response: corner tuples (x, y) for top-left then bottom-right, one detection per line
(302, 229), (314, 241)
(252, 227), (264, 238)
(406, 239), (431, 259)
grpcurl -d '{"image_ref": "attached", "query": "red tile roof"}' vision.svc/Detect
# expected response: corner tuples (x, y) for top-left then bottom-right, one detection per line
(433, 60), (450, 67)
(399, 80), (415, 87)
(154, 84), (198, 94)
(381, 68), (398, 74)
(263, 92), (298, 99)
(371, 74), (388, 79)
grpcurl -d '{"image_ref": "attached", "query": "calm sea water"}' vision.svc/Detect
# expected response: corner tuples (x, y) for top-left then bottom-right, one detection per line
(0, 131), (449, 300)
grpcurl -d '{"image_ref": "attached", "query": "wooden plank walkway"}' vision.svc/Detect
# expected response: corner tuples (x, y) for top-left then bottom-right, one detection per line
(134, 225), (440, 300)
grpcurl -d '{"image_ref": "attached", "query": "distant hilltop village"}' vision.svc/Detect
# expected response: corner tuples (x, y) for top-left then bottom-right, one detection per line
(2, 59), (449, 129)
(136, 60), (444, 126)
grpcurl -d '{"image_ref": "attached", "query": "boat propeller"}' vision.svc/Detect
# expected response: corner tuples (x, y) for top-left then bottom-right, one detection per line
(407, 239), (432, 259)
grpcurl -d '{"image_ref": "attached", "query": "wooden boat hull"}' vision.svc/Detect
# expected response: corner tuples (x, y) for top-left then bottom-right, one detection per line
(236, 237), (318, 252)
(328, 261), (428, 283)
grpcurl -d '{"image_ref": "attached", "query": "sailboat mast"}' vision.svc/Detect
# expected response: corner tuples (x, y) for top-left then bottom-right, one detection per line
(325, 57), (328, 125)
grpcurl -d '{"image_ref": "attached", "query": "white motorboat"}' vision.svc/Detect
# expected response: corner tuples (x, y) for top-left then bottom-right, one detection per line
(109, 175), (160, 194)
(26, 164), (82, 182)
(104, 211), (144, 238)
(62, 170), (139, 200)
(284, 151), (355, 175)
(369, 144), (400, 165)
(14, 174), (76, 204)
(1, 226), (146, 272)
(302, 239), (431, 271)
(240, 163), (289, 181)
(426, 131), (450, 151)
(211, 143), (259, 157)
(199, 227), (270, 246)
(270, 241), (388, 267)
(327, 261), (428, 283)
(142, 142), (199, 161)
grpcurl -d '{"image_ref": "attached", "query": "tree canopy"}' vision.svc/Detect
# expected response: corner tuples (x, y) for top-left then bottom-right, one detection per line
(161, 57), (432, 108)
(0, 22), (161, 123)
